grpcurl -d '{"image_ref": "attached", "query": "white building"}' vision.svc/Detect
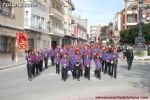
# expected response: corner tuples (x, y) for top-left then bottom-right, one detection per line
(48, 0), (65, 49)
(111, 12), (121, 32)
(24, 0), (50, 50)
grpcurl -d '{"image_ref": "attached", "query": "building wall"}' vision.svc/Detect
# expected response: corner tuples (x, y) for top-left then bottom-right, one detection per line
(0, 0), (25, 63)
(90, 25), (101, 43)
(122, 0), (150, 30)
(49, 0), (65, 48)
(0, 0), (24, 29)
(71, 15), (88, 42)
(64, 0), (74, 36)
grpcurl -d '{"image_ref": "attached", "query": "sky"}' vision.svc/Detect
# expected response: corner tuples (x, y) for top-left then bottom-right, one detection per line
(71, 0), (125, 32)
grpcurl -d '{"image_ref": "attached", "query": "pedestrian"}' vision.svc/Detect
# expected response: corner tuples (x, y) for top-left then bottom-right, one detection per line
(25, 50), (33, 80)
(126, 46), (134, 70)
(55, 51), (61, 74)
(43, 48), (49, 68)
(84, 53), (92, 80)
(123, 44), (128, 59)
(104, 48), (110, 74)
(73, 49), (83, 81)
(31, 51), (36, 77)
(94, 53), (102, 79)
(111, 48), (119, 78)
(101, 48), (106, 72)
(60, 53), (69, 81)
(36, 51), (42, 73)
(50, 48), (55, 66)
(39, 50), (44, 72)
(34, 51), (40, 75)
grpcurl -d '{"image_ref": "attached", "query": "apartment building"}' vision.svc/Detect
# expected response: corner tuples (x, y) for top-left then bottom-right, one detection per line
(49, 0), (65, 49)
(90, 25), (101, 43)
(63, 0), (75, 45)
(121, 0), (150, 30)
(24, 0), (50, 50)
(71, 15), (88, 44)
(111, 12), (121, 32)
(0, 0), (24, 62)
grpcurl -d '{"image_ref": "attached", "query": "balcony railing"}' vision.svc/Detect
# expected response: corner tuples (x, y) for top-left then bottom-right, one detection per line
(127, 10), (138, 14)
(49, 8), (64, 21)
(0, 10), (15, 19)
(127, 22), (137, 26)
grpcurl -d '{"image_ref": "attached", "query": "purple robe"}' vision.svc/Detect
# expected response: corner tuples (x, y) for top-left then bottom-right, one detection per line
(94, 59), (102, 70)
(60, 58), (69, 68)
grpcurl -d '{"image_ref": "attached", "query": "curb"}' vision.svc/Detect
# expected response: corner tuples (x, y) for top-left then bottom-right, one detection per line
(133, 60), (150, 63)
(0, 62), (26, 70)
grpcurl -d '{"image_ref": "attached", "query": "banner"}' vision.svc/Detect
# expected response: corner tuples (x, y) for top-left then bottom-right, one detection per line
(112, 31), (120, 44)
(16, 32), (29, 49)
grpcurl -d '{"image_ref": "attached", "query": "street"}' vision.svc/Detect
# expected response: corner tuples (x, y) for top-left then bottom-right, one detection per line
(0, 58), (150, 100)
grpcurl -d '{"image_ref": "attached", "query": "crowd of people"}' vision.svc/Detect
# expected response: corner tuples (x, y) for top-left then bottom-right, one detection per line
(25, 43), (121, 81)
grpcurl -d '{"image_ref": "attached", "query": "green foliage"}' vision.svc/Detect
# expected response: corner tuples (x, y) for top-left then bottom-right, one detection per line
(120, 23), (150, 45)
(134, 50), (146, 57)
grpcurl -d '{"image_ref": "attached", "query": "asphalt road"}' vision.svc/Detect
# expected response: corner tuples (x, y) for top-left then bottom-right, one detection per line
(0, 58), (150, 100)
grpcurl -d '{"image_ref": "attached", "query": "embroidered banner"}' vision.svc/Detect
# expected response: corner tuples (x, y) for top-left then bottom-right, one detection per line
(16, 32), (29, 49)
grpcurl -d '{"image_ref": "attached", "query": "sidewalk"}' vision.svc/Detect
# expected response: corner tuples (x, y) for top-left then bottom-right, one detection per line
(0, 57), (26, 70)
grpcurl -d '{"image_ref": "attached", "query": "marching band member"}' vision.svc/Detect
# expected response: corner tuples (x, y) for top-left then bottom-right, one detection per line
(73, 49), (83, 81)
(50, 48), (55, 66)
(60, 53), (69, 81)
(25, 50), (33, 80)
(84, 52), (92, 80)
(94, 53), (102, 79)
(55, 51), (61, 74)
(111, 48), (119, 78)
(43, 48), (49, 68)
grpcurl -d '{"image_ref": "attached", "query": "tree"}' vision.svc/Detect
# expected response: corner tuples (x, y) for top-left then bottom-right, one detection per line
(120, 23), (150, 45)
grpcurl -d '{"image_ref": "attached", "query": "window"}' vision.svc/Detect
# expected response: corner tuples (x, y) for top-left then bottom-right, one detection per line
(0, 0), (12, 17)
(127, 15), (136, 23)
(43, 40), (46, 48)
(64, 6), (68, 14)
(0, 36), (11, 53)
(33, 15), (36, 27)
(31, 14), (34, 27)
(28, 39), (34, 50)
(25, 11), (29, 26)
(41, 17), (45, 29)
(36, 16), (40, 28)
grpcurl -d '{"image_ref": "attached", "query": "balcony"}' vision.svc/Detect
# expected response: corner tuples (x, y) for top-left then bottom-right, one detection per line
(49, 8), (64, 21)
(127, 10), (138, 14)
(127, 22), (137, 26)
(49, 28), (64, 37)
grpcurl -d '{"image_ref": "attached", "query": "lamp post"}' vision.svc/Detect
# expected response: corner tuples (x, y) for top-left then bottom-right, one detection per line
(134, 0), (146, 50)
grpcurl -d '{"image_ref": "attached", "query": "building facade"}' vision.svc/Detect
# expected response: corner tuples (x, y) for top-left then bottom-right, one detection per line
(122, 0), (150, 30)
(71, 15), (88, 44)
(111, 12), (121, 32)
(63, 0), (75, 45)
(49, 0), (65, 49)
(0, 0), (24, 62)
(90, 25), (101, 43)
(24, 0), (50, 50)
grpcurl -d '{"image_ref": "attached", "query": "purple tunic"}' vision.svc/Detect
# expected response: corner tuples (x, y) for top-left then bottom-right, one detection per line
(60, 58), (69, 68)
(55, 53), (61, 64)
(84, 57), (91, 67)
(94, 59), (102, 70)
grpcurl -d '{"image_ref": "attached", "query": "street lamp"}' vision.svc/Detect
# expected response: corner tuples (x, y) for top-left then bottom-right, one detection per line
(134, 0), (146, 50)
